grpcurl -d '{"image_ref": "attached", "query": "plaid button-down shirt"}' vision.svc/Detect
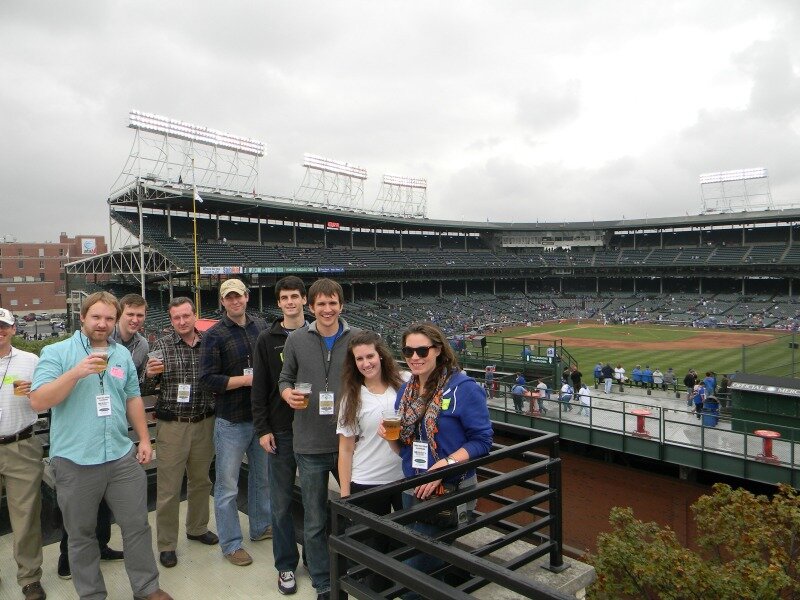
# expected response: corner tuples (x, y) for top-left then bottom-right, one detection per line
(148, 329), (215, 420)
(198, 312), (268, 422)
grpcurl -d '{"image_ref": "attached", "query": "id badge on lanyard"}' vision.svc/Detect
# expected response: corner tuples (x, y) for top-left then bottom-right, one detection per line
(412, 440), (429, 470)
(177, 383), (191, 403)
(96, 394), (112, 417)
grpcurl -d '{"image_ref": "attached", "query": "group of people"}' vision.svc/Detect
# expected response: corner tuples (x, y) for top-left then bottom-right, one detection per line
(1, 276), (493, 600)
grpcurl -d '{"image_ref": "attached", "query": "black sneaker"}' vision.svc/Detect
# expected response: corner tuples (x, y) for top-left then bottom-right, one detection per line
(278, 570), (297, 595)
(57, 554), (71, 580)
(100, 547), (124, 561)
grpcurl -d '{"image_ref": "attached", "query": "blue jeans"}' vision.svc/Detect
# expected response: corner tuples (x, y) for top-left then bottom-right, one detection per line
(295, 451), (338, 594)
(213, 418), (271, 555)
(268, 429), (299, 572)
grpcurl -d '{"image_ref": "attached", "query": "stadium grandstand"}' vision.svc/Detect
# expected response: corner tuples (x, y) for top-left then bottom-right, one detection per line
(64, 111), (800, 342)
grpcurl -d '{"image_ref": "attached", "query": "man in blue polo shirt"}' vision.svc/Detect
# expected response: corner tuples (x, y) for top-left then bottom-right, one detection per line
(30, 292), (170, 600)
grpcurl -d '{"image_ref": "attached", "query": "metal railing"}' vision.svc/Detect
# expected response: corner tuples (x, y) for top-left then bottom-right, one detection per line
(329, 422), (573, 600)
(490, 387), (800, 469)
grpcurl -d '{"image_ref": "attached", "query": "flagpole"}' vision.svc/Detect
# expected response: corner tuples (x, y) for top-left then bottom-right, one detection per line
(192, 158), (201, 315)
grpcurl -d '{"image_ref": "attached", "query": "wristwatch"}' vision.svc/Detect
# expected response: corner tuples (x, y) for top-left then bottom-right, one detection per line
(445, 456), (458, 465)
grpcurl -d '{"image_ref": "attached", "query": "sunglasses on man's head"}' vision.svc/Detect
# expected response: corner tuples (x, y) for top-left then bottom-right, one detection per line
(402, 345), (435, 358)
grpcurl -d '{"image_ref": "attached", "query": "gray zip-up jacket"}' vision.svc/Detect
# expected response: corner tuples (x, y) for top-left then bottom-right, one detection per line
(278, 318), (357, 454)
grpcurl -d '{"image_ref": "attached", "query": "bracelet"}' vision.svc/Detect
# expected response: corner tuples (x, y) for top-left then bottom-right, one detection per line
(446, 456), (458, 465)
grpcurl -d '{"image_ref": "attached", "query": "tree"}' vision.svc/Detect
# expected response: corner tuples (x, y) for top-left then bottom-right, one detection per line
(587, 483), (800, 600)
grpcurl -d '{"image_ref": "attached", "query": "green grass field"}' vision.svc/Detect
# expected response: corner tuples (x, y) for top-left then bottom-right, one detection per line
(485, 323), (799, 379)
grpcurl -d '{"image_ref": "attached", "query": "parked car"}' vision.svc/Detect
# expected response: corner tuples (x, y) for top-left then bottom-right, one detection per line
(23, 313), (36, 322)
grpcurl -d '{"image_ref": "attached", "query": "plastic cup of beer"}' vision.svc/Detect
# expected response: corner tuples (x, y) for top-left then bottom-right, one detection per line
(90, 347), (109, 372)
(148, 350), (165, 374)
(12, 380), (30, 396)
(294, 382), (312, 409)
(382, 410), (402, 441)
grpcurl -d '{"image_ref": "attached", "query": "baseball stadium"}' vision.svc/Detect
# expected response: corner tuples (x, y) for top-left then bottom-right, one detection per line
(42, 111), (800, 596)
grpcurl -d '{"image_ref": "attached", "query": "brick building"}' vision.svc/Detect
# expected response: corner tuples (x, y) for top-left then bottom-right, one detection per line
(0, 232), (106, 315)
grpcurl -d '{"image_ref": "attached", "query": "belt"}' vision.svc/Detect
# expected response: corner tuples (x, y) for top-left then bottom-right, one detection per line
(0, 425), (34, 445)
(157, 410), (214, 424)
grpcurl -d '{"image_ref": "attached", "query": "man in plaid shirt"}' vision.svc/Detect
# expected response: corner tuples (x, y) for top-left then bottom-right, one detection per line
(145, 297), (217, 569)
(198, 279), (270, 567)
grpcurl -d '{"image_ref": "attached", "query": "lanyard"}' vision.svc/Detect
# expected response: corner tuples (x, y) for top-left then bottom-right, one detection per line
(0, 351), (12, 393)
(175, 334), (198, 384)
(316, 330), (341, 392)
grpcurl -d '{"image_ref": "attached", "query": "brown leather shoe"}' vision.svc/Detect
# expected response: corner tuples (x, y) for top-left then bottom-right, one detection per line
(133, 588), (173, 600)
(225, 548), (253, 566)
(22, 581), (46, 600)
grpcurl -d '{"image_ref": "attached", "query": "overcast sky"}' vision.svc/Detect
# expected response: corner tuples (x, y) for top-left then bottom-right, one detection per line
(2, 1), (800, 242)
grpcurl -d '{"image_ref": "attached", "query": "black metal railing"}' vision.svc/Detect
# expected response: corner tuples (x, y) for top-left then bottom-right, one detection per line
(329, 422), (573, 599)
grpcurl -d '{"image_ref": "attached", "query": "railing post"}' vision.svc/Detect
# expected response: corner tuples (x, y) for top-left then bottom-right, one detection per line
(547, 439), (567, 572)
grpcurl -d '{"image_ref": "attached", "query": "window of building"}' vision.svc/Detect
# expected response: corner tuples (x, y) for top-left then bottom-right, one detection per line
(6, 287), (15, 291)
(17, 249), (23, 256)
(39, 260), (45, 269)
(39, 273), (45, 282)
(32, 298), (40, 305)
(59, 273), (65, 280)
(59, 248), (64, 256)
(38, 248), (44, 257)
(9, 300), (17, 306)
(18, 260), (23, 269)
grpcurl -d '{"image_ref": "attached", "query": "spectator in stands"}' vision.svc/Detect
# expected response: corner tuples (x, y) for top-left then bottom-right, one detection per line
(601, 363), (614, 394)
(569, 365), (582, 392)
(521, 345), (533, 362)
(593, 363), (602, 386)
(199, 279), (271, 567)
(515, 372), (525, 386)
(684, 369), (697, 405)
(704, 371), (717, 398)
(631, 365), (642, 388)
(0, 308), (47, 600)
(511, 382), (526, 413)
(30, 292), (171, 600)
(561, 366), (570, 385)
(536, 378), (549, 413)
(252, 276), (309, 595)
(652, 368), (664, 390)
(279, 278), (355, 600)
(484, 366), (495, 398)
(718, 373), (731, 408)
(559, 382), (573, 412)
(663, 368), (676, 391)
(614, 364), (626, 388)
(692, 383), (706, 419)
(642, 366), (654, 390)
(145, 297), (217, 569)
(577, 384), (591, 417)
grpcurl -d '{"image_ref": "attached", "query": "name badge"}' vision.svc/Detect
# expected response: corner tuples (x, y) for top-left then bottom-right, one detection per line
(319, 391), (335, 415)
(96, 394), (112, 417)
(243, 368), (254, 376)
(412, 441), (429, 470)
(177, 383), (191, 403)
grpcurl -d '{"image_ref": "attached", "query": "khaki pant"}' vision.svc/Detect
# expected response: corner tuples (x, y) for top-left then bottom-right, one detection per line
(155, 416), (215, 551)
(0, 435), (44, 587)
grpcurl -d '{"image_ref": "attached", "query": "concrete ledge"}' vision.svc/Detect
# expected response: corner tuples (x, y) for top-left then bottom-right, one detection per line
(455, 529), (596, 599)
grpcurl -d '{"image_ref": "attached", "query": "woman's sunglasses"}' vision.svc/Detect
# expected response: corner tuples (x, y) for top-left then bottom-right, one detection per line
(401, 345), (435, 358)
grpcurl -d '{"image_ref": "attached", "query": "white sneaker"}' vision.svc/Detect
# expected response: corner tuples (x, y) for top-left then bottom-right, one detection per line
(278, 570), (297, 595)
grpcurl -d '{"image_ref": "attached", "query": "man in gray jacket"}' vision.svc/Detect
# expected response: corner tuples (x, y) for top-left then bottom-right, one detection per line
(279, 278), (356, 600)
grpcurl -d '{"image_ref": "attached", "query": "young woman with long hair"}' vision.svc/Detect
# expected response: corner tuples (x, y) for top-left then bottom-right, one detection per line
(337, 330), (404, 511)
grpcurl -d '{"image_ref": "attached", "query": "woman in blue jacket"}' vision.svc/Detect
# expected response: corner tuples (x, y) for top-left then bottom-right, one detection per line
(380, 322), (493, 586)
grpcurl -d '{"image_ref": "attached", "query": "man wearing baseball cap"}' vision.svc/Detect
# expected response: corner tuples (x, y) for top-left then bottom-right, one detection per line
(198, 279), (271, 566)
(0, 308), (47, 600)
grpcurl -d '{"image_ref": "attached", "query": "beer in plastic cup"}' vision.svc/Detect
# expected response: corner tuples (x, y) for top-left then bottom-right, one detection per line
(90, 347), (109, 372)
(382, 410), (402, 441)
(12, 380), (30, 396)
(148, 350), (165, 374)
(294, 382), (312, 409)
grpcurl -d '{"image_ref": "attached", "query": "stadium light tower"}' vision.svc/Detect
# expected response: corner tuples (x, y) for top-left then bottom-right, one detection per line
(294, 153), (367, 211)
(111, 110), (266, 197)
(699, 168), (772, 213)
(372, 173), (428, 218)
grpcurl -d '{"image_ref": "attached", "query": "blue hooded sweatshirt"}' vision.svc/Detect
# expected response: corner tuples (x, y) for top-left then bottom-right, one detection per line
(396, 370), (493, 482)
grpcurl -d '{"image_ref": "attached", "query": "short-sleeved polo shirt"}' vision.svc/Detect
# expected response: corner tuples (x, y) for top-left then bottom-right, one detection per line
(32, 330), (141, 465)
